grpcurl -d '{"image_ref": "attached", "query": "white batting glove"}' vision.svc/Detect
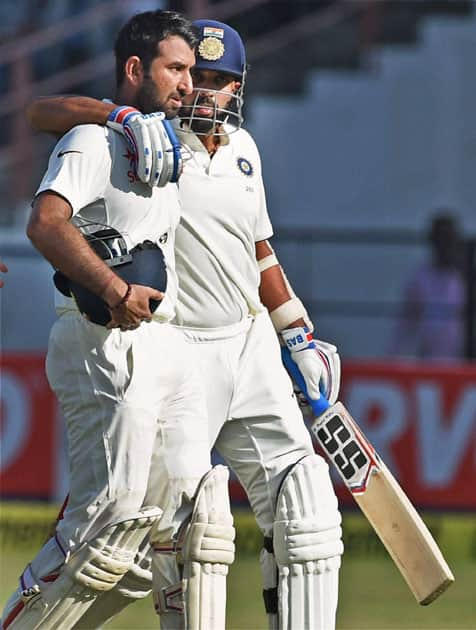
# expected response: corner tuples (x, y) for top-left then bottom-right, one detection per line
(106, 106), (183, 187)
(281, 326), (341, 404)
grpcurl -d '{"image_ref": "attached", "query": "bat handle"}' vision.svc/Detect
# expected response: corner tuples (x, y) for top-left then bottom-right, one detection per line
(281, 346), (330, 416)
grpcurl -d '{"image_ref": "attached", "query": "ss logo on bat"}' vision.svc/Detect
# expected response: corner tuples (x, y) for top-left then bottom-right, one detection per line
(315, 415), (370, 483)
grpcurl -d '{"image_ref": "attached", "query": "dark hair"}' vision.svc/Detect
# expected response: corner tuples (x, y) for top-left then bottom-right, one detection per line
(114, 10), (198, 87)
(429, 213), (460, 244)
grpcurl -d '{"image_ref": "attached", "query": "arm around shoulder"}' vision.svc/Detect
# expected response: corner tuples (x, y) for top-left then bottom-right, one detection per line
(26, 95), (115, 135)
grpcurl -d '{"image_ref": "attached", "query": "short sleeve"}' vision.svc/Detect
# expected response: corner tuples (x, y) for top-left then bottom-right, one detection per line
(36, 124), (111, 216)
(250, 143), (273, 242)
(254, 176), (273, 242)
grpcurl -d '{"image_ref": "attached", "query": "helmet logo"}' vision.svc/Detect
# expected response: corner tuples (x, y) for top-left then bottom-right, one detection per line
(237, 157), (253, 177)
(198, 37), (225, 61)
(203, 26), (224, 38)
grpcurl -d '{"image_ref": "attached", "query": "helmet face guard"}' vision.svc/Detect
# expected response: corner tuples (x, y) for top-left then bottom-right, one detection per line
(179, 81), (245, 136)
(179, 20), (247, 135)
(83, 227), (132, 267)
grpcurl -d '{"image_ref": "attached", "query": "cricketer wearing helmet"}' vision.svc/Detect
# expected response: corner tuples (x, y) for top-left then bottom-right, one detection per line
(22, 18), (343, 630)
(1, 12), (235, 630)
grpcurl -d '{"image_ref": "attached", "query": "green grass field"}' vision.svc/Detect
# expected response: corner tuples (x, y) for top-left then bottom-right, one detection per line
(1, 504), (475, 629)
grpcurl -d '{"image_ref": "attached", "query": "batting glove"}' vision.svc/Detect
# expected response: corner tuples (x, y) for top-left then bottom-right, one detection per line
(281, 326), (341, 404)
(106, 106), (182, 187)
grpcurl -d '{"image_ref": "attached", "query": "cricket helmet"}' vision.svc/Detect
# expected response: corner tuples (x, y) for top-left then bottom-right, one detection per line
(54, 224), (166, 326)
(193, 19), (246, 79)
(179, 19), (247, 134)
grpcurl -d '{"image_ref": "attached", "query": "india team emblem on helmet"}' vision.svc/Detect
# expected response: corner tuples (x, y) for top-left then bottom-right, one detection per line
(180, 19), (247, 134)
(237, 157), (253, 176)
(193, 19), (246, 79)
(198, 36), (225, 61)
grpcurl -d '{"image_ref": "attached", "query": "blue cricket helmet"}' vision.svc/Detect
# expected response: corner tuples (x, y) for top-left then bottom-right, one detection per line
(54, 227), (166, 326)
(193, 19), (246, 79)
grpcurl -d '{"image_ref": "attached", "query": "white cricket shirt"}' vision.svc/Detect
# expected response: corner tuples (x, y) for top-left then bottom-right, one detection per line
(174, 123), (273, 328)
(36, 124), (180, 321)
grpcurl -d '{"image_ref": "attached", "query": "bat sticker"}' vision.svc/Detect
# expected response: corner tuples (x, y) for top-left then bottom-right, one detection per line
(311, 409), (380, 494)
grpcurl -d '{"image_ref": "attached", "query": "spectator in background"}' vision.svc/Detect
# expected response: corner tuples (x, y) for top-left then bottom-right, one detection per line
(0, 261), (7, 287)
(392, 213), (466, 360)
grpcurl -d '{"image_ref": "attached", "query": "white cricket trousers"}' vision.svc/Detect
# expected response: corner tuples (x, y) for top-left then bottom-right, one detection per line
(46, 311), (211, 550)
(181, 311), (316, 536)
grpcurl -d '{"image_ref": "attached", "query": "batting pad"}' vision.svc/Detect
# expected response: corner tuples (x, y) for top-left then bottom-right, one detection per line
(153, 465), (235, 630)
(74, 535), (154, 629)
(273, 454), (343, 630)
(3, 507), (161, 630)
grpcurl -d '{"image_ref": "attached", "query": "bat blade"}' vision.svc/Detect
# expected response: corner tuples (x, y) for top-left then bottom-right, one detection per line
(312, 402), (454, 605)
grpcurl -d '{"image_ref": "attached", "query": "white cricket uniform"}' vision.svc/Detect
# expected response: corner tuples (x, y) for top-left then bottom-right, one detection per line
(174, 122), (315, 536)
(35, 124), (210, 551)
(11, 122), (339, 630)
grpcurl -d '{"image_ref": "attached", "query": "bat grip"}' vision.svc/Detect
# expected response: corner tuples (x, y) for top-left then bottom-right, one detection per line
(281, 346), (330, 416)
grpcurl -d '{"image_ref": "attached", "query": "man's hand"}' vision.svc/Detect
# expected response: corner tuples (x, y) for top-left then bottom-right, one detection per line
(106, 284), (163, 331)
(106, 106), (182, 188)
(281, 326), (341, 404)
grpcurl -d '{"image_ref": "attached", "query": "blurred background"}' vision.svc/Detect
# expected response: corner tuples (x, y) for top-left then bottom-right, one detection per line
(0, 1), (475, 628)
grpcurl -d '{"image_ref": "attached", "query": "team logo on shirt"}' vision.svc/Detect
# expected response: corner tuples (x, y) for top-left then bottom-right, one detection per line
(236, 157), (253, 177)
(57, 150), (82, 158)
(123, 148), (136, 167)
(123, 148), (139, 183)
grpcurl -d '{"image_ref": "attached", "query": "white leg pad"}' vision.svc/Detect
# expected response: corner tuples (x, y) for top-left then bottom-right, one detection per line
(2, 507), (161, 630)
(74, 537), (154, 629)
(152, 466), (235, 630)
(273, 455), (343, 630)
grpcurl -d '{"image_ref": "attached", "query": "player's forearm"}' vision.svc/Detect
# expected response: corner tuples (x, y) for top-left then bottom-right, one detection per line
(26, 96), (115, 134)
(256, 239), (286, 307)
(259, 265), (306, 328)
(28, 193), (127, 307)
(256, 239), (309, 330)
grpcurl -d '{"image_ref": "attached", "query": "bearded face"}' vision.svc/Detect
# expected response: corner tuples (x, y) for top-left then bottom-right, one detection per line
(129, 37), (196, 119)
(179, 87), (235, 135)
(136, 76), (184, 119)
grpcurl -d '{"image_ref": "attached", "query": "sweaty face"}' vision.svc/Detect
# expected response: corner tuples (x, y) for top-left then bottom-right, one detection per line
(180, 69), (240, 135)
(137, 35), (195, 119)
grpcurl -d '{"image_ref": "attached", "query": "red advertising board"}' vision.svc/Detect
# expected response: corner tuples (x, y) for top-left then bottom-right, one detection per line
(333, 361), (476, 510)
(1, 354), (475, 508)
(0, 354), (58, 499)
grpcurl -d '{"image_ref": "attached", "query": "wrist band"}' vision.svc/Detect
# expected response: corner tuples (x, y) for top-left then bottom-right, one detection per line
(257, 253), (279, 272)
(111, 282), (132, 309)
(107, 106), (139, 125)
(269, 297), (308, 332)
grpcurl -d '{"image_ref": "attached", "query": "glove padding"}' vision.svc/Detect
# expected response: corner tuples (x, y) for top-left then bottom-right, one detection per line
(281, 326), (341, 404)
(106, 106), (182, 187)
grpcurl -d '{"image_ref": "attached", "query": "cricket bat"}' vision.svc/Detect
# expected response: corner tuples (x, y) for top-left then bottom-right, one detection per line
(282, 347), (455, 605)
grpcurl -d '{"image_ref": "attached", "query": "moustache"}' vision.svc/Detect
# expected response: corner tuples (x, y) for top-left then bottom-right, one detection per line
(191, 96), (215, 108)
(170, 90), (187, 101)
